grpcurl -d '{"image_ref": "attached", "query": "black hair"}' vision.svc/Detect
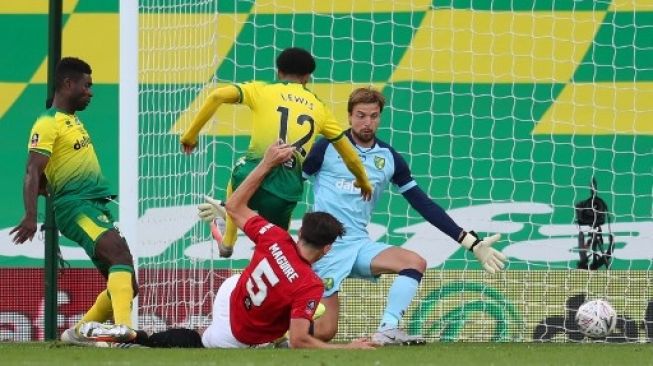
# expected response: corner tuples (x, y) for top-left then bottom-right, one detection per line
(276, 47), (316, 76)
(299, 211), (345, 249)
(54, 57), (92, 91)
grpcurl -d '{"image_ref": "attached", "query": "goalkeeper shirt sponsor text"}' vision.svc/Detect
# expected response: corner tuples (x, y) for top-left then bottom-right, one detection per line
(302, 131), (417, 238)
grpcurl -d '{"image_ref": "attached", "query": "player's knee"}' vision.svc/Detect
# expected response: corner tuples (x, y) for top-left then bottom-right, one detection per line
(400, 251), (426, 273)
(96, 231), (135, 267)
(320, 322), (338, 342)
(314, 317), (338, 341)
(411, 254), (427, 273)
(110, 251), (135, 267)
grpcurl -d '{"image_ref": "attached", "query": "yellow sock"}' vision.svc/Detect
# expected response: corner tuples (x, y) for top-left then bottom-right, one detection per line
(223, 215), (237, 247)
(223, 180), (237, 248)
(107, 267), (134, 328)
(76, 290), (113, 329)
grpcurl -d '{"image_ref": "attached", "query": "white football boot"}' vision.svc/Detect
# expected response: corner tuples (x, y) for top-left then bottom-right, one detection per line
(372, 327), (426, 346)
(78, 322), (137, 343)
(61, 322), (110, 347)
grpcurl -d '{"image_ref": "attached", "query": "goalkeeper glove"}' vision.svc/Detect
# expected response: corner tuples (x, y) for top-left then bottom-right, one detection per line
(180, 134), (198, 154)
(198, 195), (226, 222)
(354, 178), (373, 201)
(459, 231), (507, 274)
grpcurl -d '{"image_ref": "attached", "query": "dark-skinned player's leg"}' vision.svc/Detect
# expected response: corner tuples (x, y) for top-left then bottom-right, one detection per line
(57, 198), (138, 343)
(79, 229), (138, 342)
(91, 229), (138, 340)
(65, 228), (139, 343)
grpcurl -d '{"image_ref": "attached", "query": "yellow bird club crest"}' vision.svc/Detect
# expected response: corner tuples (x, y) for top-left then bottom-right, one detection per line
(374, 156), (385, 170)
(323, 277), (334, 291)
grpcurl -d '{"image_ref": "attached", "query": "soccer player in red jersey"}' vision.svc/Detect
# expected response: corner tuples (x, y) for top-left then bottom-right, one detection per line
(129, 142), (376, 349)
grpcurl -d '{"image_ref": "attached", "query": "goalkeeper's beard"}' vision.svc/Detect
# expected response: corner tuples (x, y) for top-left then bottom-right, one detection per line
(352, 129), (375, 145)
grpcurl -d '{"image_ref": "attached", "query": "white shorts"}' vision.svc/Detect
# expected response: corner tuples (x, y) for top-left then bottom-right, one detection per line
(201, 274), (250, 348)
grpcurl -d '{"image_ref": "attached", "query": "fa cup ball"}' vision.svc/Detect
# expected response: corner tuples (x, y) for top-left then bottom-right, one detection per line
(575, 299), (617, 338)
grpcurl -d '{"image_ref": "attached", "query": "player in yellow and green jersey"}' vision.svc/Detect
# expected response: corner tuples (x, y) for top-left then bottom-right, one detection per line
(11, 58), (140, 345)
(181, 48), (372, 258)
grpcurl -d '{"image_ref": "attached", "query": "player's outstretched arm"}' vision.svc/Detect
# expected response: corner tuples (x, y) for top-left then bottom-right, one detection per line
(180, 85), (240, 153)
(11, 152), (49, 244)
(401, 186), (507, 273)
(331, 137), (373, 201)
(458, 231), (507, 274)
(288, 318), (377, 349)
(402, 186), (463, 240)
(225, 141), (295, 229)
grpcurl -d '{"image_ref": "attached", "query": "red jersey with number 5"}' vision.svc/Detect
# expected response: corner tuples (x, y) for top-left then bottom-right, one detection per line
(229, 215), (324, 345)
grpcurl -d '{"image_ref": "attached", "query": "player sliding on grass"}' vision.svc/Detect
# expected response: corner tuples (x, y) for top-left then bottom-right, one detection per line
(181, 47), (372, 258)
(122, 142), (376, 349)
(11, 57), (139, 344)
(301, 87), (508, 345)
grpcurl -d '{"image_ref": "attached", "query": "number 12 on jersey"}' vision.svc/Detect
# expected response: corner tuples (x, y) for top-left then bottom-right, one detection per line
(277, 106), (315, 157)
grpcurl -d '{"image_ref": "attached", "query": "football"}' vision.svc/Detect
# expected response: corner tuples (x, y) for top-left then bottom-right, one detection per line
(575, 299), (617, 338)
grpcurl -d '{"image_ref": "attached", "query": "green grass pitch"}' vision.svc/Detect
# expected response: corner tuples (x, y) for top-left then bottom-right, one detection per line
(1, 342), (651, 366)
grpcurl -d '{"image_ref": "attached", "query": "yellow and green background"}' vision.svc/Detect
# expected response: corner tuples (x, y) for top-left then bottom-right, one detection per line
(0, 0), (651, 342)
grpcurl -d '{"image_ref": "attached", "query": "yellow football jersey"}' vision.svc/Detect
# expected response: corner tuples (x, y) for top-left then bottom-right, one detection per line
(28, 108), (113, 205)
(236, 81), (345, 162)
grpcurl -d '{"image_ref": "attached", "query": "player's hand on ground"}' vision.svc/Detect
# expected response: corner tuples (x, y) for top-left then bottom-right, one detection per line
(180, 134), (197, 154)
(10, 216), (38, 244)
(262, 140), (296, 168)
(459, 231), (507, 274)
(355, 179), (373, 201)
(346, 337), (379, 349)
(198, 195), (226, 222)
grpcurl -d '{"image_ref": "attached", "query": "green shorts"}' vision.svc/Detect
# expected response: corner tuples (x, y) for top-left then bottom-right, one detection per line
(55, 199), (115, 272)
(231, 159), (299, 230)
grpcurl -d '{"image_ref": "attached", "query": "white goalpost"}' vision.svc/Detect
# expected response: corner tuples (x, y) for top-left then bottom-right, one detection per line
(128, 0), (653, 342)
(119, 0), (140, 329)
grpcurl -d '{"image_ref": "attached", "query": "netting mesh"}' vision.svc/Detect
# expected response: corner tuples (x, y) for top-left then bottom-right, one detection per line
(136, 0), (653, 343)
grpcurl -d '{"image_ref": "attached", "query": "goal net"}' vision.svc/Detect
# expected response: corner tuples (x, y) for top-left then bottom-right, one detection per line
(134, 0), (653, 342)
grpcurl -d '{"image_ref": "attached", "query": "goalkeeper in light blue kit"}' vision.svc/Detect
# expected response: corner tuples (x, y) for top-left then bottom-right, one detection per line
(302, 87), (508, 345)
